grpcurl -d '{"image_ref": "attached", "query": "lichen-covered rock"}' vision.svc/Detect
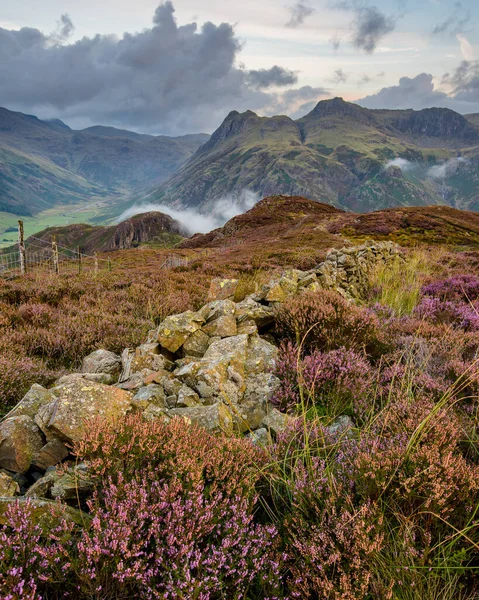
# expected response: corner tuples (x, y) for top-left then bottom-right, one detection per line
(132, 385), (166, 410)
(32, 439), (69, 470)
(130, 344), (169, 373)
(246, 428), (272, 447)
(262, 407), (294, 436)
(157, 311), (205, 353)
(0, 415), (44, 473)
(3, 384), (53, 420)
(235, 297), (275, 329)
(51, 464), (93, 501)
(0, 471), (20, 496)
(176, 384), (201, 407)
(56, 372), (117, 386)
(169, 404), (234, 435)
(202, 314), (237, 338)
(182, 329), (210, 357)
(207, 278), (238, 301)
(82, 349), (122, 376)
(265, 275), (298, 302)
(245, 336), (278, 375)
(35, 380), (133, 444)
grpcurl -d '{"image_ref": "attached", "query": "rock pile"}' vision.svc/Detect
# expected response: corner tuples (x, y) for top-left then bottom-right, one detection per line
(0, 241), (401, 509)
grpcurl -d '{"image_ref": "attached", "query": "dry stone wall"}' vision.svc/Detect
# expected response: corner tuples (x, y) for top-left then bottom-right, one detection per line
(0, 241), (402, 508)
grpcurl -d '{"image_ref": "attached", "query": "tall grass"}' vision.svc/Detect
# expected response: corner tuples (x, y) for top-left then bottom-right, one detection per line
(369, 248), (447, 316)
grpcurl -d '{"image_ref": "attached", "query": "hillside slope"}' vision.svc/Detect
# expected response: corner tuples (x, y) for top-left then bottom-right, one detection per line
(0, 107), (209, 215)
(143, 98), (479, 213)
(25, 211), (186, 253)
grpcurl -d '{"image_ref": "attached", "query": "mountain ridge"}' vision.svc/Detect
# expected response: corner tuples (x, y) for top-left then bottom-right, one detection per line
(142, 98), (479, 214)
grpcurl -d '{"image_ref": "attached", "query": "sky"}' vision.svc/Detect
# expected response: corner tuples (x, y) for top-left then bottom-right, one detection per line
(0, 0), (478, 135)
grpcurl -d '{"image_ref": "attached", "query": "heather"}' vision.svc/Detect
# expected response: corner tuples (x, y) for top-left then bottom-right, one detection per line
(2, 241), (479, 599)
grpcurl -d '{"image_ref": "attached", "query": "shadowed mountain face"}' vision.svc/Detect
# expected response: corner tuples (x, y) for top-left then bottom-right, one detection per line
(0, 107), (209, 216)
(143, 98), (479, 214)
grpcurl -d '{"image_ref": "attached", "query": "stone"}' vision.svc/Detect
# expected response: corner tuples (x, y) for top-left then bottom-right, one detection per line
(0, 497), (89, 530)
(232, 374), (280, 433)
(262, 408), (293, 437)
(246, 428), (272, 447)
(130, 344), (168, 373)
(326, 415), (355, 438)
(235, 297), (275, 329)
(4, 384), (53, 420)
(32, 439), (69, 470)
(56, 372), (117, 386)
(202, 314), (237, 338)
(265, 275), (298, 302)
(0, 415), (44, 473)
(199, 299), (236, 322)
(245, 336), (278, 375)
(207, 278), (238, 301)
(157, 311), (205, 353)
(176, 384), (201, 407)
(169, 403), (234, 435)
(132, 385), (166, 410)
(0, 471), (20, 496)
(143, 405), (169, 420)
(35, 380), (133, 444)
(50, 464), (93, 501)
(25, 470), (56, 498)
(82, 349), (121, 376)
(144, 369), (172, 385)
(182, 329), (210, 358)
(237, 319), (258, 335)
(115, 369), (154, 391)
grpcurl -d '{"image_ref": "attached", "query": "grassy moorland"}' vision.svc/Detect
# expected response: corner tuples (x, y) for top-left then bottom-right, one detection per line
(1, 197), (479, 598)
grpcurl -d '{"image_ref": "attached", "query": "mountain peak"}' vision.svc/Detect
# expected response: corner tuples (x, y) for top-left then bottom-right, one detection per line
(300, 97), (377, 125)
(197, 110), (260, 155)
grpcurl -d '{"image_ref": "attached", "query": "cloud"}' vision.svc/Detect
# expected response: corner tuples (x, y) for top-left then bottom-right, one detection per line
(330, 33), (341, 51)
(246, 65), (298, 88)
(118, 189), (260, 235)
(457, 34), (474, 61)
(384, 157), (415, 172)
(285, 2), (315, 27)
(428, 157), (467, 179)
(442, 60), (479, 107)
(432, 1), (470, 36)
(351, 6), (396, 53)
(358, 73), (451, 110)
(266, 85), (330, 117)
(0, 2), (313, 135)
(332, 68), (348, 83)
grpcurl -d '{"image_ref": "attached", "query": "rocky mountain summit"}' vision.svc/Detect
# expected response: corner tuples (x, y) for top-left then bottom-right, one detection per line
(145, 98), (479, 214)
(0, 240), (400, 522)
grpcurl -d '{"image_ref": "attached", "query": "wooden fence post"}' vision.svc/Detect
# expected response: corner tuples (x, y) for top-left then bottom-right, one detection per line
(94, 252), (98, 276)
(78, 247), (82, 274)
(18, 220), (26, 275)
(52, 236), (59, 274)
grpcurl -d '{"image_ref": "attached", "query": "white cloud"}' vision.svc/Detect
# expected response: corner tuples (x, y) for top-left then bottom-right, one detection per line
(117, 189), (260, 235)
(384, 157), (415, 171)
(457, 34), (474, 61)
(428, 157), (467, 180)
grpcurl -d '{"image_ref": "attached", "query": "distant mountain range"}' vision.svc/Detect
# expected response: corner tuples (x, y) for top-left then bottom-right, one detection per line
(2, 99), (479, 221)
(0, 106), (209, 216)
(142, 98), (479, 213)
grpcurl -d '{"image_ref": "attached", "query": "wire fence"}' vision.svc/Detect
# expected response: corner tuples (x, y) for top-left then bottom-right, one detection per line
(0, 223), (247, 280)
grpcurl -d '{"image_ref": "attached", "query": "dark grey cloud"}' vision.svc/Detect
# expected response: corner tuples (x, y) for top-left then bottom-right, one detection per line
(443, 60), (479, 106)
(286, 2), (315, 27)
(330, 33), (341, 51)
(357, 74), (371, 86)
(332, 69), (348, 83)
(0, 2), (311, 135)
(432, 1), (470, 35)
(246, 66), (298, 88)
(357, 70), (479, 114)
(330, 2), (397, 53)
(351, 6), (396, 53)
